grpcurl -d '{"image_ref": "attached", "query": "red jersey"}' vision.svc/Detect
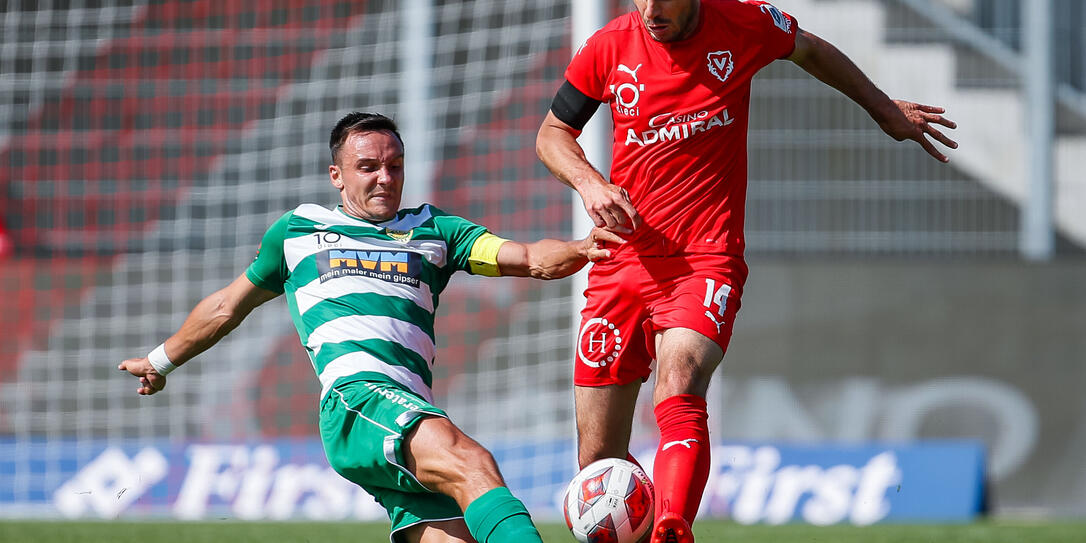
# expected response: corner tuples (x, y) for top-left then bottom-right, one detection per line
(565, 0), (797, 257)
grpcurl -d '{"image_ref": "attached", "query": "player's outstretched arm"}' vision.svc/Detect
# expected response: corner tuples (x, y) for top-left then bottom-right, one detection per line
(495, 227), (625, 280)
(537, 111), (642, 234)
(787, 28), (958, 162)
(118, 274), (280, 395)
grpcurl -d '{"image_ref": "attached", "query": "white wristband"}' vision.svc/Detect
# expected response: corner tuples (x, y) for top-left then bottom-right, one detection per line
(147, 343), (178, 376)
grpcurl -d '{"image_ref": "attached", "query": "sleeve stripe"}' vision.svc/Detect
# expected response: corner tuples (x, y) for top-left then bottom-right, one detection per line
(467, 232), (508, 277)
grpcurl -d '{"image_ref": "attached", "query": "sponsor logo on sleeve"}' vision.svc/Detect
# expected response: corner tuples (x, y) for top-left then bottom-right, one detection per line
(760, 3), (792, 34)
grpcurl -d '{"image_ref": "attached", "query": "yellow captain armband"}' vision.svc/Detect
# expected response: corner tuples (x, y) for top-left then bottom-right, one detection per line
(468, 232), (509, 277)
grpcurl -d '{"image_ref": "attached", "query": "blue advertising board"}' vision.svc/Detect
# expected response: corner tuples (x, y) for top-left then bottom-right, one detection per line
(0, 438), (984, 523)
(693, 442), (985, 524)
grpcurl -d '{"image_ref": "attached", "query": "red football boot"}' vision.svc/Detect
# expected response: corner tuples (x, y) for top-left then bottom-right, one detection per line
(650, 511), (693, 543)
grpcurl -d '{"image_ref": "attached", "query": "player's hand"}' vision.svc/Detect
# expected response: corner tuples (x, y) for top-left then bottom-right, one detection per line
(579, 182), (642, 234)
(581, 227), (627, 262)
(881, 100), (958, 163)
(118, 357), (167, 395)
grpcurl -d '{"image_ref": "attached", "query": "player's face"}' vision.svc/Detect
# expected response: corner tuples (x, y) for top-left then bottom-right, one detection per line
(633, 0), (700, 42)
(329, 130), (405, 222)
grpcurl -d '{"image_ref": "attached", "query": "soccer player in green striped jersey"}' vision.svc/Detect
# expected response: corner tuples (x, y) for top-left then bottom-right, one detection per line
(119, 112), (622, 543)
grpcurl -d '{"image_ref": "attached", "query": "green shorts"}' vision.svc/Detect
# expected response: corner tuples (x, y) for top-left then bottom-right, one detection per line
(319, 378), (463, 540)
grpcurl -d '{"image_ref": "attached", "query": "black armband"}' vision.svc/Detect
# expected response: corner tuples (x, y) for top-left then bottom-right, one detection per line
(550, 80), (602, 131)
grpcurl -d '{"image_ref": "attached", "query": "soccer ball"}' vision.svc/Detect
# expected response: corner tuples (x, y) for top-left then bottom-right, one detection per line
(563, 458), (654, 543)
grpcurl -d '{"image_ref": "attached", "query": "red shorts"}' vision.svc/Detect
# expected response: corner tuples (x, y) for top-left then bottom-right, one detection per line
(574, 253), (746, 387)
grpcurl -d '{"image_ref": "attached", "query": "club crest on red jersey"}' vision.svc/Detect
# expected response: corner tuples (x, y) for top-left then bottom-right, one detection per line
(577, 317), (623, 368)
(706, 51), (734, 83)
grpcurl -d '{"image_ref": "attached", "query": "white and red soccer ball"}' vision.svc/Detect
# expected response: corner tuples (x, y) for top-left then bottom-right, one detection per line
(564, 458), (654, 543)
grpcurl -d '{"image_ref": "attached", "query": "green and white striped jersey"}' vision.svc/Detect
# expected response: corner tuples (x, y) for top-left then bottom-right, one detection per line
(245, 203), (501, 402)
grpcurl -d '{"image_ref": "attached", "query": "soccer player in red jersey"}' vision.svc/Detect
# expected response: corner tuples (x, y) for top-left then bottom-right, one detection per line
(536, 1), (958, 541)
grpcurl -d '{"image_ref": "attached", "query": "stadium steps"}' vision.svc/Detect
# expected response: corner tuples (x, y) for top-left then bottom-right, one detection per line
(0, 1), (146, 144)
(747, 61), (1024, 253)
(2, 5), (355, 254)
(778, 0), (1086, 249)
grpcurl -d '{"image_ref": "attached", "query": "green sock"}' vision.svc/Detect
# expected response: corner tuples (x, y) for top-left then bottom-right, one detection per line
(463, 487), (543, 543)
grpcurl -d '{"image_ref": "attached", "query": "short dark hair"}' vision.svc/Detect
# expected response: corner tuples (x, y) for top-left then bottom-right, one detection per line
(329, 112), (404, 164)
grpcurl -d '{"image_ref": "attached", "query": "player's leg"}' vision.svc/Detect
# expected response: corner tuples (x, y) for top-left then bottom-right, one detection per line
(575, 381), (642, 467)
(653, 328), (722, 504)
(574, 257), (653, 468)
(319, 381), (539, 543)
(403, 415), (504, 507)
(645, 255), (743, 542)
(648, 328), (723, 543)
(653, 327), (724, 401)
(399, 519), (474, 543)
(404, 415), (543, 543)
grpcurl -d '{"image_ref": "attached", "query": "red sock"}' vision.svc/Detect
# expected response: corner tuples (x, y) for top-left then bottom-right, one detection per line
(653, 394), (710, 523)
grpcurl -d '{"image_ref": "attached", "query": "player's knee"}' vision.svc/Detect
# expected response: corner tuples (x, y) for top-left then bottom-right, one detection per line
(655, 330), (723, 397)
(438, 443), (505, 506)
(462, 443), (501, 476)
(407, 419), (503, 493)
(447, 439), (502, 484)
(414, 439), (503, 508)
(654, 362), (713, 400)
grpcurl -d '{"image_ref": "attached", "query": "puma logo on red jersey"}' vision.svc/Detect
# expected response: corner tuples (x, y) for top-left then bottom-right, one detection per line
(617, 63), (643, 82)
(704, 311), (725, 333)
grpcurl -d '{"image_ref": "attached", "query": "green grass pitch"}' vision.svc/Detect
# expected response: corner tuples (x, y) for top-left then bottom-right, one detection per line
(1, 520), (1083, 543)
